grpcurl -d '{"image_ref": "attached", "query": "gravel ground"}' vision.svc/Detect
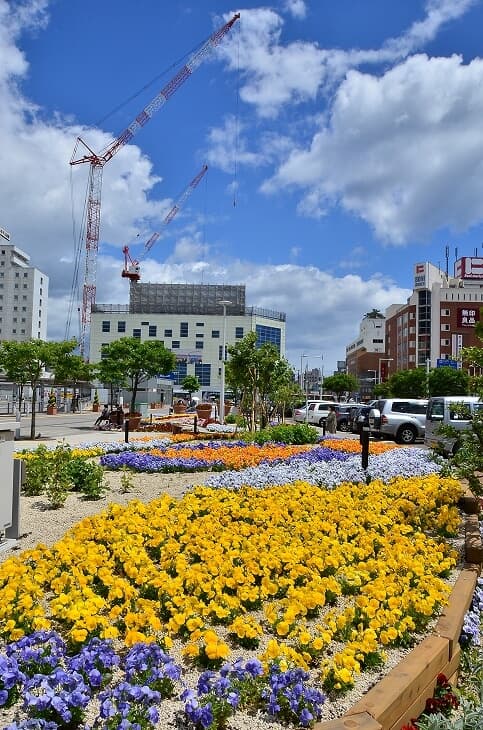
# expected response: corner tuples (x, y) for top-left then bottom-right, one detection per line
(0, 461), (465, 729)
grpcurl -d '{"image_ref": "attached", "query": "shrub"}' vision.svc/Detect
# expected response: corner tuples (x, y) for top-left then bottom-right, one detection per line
(241, 423), (319, 445)
(22, 444), (51, 496)
(65, 457), (106, 500)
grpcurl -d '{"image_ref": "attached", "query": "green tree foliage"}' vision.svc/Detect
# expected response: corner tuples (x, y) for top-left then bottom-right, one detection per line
(51, 353), (94, 411)
(322, 373), (359, 401)
(181, 375), (201, 401)
(385, 368), (428, 398)
(0, 339), (77, 439)
(94, 355), (128, 407)
(96, 337), (176, 414)
(427, 367), (469, 396)
(225, 332), (295, 430)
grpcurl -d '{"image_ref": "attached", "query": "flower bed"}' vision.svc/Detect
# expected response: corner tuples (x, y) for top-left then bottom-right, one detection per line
(2, 438), (477, 729)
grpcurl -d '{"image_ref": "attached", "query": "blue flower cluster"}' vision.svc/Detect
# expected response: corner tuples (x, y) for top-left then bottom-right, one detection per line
(460, 576), (483, 647)
(204, 447), (442, 491)
(1, 632), (325, 730)
(182, 658), (325, 729)
(100, 451), (224, 472)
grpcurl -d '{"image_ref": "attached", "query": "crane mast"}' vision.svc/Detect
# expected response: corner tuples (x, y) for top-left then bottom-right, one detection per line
(70, 13), (239, 356)
(122, 163), (208, 282)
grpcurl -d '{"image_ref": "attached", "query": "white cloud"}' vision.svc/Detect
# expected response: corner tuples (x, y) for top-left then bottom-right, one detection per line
(205, 115), (266, 172)
(283, 0), (307, 20)
(218, 1), (476, 118)
(264, 53), (483, 243)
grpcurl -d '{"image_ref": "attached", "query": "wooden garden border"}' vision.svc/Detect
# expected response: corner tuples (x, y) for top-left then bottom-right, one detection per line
(314, 483), (482, 730)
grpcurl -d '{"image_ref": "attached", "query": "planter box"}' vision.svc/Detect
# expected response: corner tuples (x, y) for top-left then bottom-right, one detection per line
(173, 404), (187, 414)
(92, 403), (100, 413)
(46, 406), (57, 415)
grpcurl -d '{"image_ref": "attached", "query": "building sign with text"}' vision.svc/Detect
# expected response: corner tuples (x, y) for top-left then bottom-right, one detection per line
(455, 257), (483, 280)
(414, 263), (427, 289)
(457, 307), (480, 328)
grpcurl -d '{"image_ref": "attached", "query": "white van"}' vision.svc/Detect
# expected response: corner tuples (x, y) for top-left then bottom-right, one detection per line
(425, 396), (483, 455)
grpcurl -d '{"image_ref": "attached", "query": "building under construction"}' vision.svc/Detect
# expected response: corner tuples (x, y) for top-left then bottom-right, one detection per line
(90, 282), (286, 396)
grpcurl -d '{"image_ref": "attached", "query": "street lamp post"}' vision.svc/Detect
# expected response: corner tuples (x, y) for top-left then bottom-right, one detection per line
(378, 358), (394, 385)
(301, 353), (323, 422)
(218, 300), (232, 425)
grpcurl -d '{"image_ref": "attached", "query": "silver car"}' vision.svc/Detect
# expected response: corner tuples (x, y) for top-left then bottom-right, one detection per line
(369, 398), (428, 444)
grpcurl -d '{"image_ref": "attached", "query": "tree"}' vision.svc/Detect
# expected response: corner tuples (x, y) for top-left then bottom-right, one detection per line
(322, 373), (359, 401)
(0, 339), (77, 439)
(51, 353), (95, 411)
(95, 338), (176, 415)
(363, 308), (384, 319)
(181, 375), (201, 403)
(427, 367), (469, 397)
(225, 332), (294, 430)
(385, 368), (427, 398)
(94, 357), (128, 407)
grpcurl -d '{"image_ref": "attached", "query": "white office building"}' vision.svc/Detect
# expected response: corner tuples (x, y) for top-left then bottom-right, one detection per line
(0, 227), (49, 342)
(90, 283), (286, 398)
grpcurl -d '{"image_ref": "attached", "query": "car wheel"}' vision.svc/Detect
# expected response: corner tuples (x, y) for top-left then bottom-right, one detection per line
(319, 417), (326, 427)
(338, 420), (349, 432)
(396, 425), (417, 444)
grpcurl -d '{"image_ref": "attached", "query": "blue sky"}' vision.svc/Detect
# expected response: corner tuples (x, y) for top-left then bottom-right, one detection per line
(2, 0), (483, 374)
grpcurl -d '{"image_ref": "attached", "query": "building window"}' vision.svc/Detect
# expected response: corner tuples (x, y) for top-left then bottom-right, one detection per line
(195, 341), (204, 349)
(180, 322), (189, 337)
(172, 340), (180, 349)
(141, 321), (149, 326)
(23, 272), (28, 277)
(255, 324), (281, 351)
(441, 308), (450, 316)
(235, 327), (244, 339)
(196, 322), (204, 327)
(173, 361), (187, 384)
(164, 329), (172, 337)
(372, 338), (383, 344)
(212, 330), (220, 338)
(218, 344), (227, 360)
(148, 325), (157, 337)
(102, 321), (111, 332)
(15, 272), (19, 278)
(441, 323), (450, 331)
(117, 321), (126, 333)
(441, 338), (450, 346)
(133, 328), (141, 338)
(195, 363), (211, 386)
(196, 333), (204, 338)
(23, 284), (27, 289)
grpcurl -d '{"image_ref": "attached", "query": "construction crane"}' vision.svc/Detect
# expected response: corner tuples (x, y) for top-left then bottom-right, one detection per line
(70, 13), (240, 356)
(122, 163), (208, 282)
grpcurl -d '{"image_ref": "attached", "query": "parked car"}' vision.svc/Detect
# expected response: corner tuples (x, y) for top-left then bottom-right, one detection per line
(425, 396), (483, 455)
(334, 404), (351, 431)
(305, 401), (338, 427)
(293, 400), (324, 423)
(349, 405), (372, 435)
(369, 398), (428, 444)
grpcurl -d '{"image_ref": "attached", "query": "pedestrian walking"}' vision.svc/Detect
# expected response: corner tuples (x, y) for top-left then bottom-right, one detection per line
(326, 405), (337, 434)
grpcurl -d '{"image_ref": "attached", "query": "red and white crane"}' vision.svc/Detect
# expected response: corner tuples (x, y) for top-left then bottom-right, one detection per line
(70, 13), (239, 355)
(122, 163), (208, 282)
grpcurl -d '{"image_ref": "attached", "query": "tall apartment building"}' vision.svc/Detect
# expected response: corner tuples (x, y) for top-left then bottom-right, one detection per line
(90, 283), (286, 396)
(0, 227), (49, 342)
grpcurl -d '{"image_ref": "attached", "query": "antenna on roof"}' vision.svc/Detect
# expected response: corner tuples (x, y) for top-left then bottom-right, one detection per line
(445, 245), (449, 278)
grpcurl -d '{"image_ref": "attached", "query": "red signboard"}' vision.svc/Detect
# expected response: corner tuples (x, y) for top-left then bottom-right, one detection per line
(457, 307), (480, 328)
(455, 257), (483, 279)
